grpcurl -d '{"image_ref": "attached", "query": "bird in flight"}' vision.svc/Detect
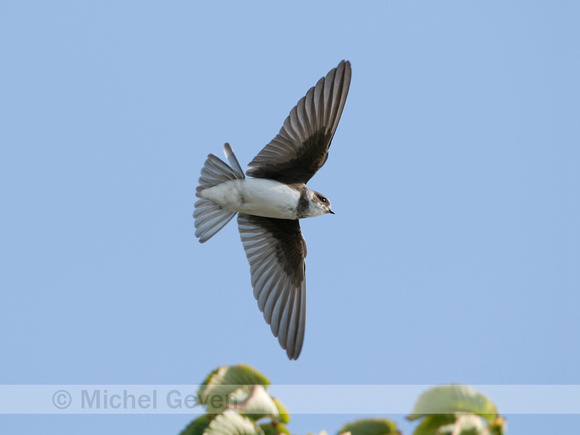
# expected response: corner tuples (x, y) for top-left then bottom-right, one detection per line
(193, 60), (351, 359)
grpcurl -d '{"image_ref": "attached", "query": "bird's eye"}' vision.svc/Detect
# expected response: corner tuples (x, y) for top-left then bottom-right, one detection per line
(317, 195), (327, 203)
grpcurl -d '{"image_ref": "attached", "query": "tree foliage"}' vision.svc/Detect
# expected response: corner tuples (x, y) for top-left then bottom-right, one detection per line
(180, 365), (506, 435)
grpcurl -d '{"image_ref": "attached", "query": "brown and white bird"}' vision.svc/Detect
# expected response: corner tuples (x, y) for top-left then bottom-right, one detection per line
(193, 60), (351, 359)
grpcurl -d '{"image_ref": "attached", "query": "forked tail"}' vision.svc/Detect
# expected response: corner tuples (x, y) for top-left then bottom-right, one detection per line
(193, 143), (245, 243)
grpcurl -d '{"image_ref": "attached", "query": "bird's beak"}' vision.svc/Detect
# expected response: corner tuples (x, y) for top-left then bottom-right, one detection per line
(329, 209), (335, 215)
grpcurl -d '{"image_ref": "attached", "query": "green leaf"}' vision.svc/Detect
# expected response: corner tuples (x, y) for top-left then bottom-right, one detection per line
(412, 414), (456, 435)
(454, 414), (488, 435)
(339, 418), (399, 434)
(197, 365), (270, 414)
(260, 422), (291, 435)
(272, 397), (290, 424)
(437, 414), (489, 435)
(230, 385), (279, 421)
(203, 411), (264, 435)
(488, 417), (507, 435)
(179, 415), (213, 435)
(408, 385), (497, 422)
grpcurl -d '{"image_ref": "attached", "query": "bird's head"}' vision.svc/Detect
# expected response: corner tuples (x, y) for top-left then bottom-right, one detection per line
(308, 190), (334, 217)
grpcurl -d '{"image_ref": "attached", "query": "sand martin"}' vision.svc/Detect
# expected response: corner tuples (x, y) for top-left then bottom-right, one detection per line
(193, 60), (351, 359)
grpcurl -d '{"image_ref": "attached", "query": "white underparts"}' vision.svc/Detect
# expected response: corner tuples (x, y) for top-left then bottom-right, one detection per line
(200, 178), (302, 220)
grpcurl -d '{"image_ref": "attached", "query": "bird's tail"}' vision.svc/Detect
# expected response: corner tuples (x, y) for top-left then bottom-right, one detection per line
(193, 143), (245, 243)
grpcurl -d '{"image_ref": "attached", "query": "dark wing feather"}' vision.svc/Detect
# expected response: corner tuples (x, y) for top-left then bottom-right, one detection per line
(246, 60), (351, 184)
(237, 213), (307, 360)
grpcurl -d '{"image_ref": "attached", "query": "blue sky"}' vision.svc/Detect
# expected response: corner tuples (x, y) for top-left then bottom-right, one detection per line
(1, 1), (579, 433)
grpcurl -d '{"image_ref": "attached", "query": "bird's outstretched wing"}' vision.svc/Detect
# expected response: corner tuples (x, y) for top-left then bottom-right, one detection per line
(237, 213), (307, 360)
(246, 60), (351, 184)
